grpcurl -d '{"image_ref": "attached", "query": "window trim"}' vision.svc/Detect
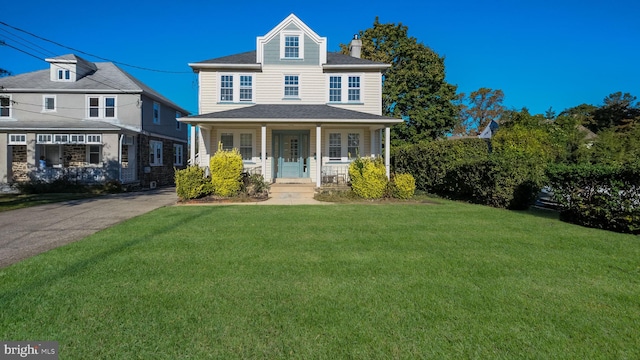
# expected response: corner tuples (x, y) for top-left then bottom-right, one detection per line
(280, 31), (304, 59)
(284, 75), (300, 99)
(218, 73), (254, 104)
(87, 96), (117, 119)
(217, 129), (256, 162)
(324, 129), (363, 162)
(149, 140), (163, 166)
(176, 111), (182, 130)
(87, 145), (102, 165)
(173, 143), (184, 166)
(86, 134), (102, 144)
(8, 134), (27, 145)
(326, 74), (363, 103)
(43, 95), (56, 112)
(0, 95), (12, 118)
(219, 75), (234, 102)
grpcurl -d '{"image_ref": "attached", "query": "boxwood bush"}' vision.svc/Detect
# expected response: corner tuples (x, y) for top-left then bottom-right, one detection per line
(174, 166), (211, 201)
(210, 145), (244, 197)
(349, 156), (388, 199)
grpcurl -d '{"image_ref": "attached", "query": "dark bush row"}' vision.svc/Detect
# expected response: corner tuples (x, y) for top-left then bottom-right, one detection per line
(392, 139), (545, 210)
(547, 163), (640, 234)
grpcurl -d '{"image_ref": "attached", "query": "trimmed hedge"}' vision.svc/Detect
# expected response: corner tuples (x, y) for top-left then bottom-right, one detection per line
(210, 145), (243, 197)
(547, 163), (640, 234)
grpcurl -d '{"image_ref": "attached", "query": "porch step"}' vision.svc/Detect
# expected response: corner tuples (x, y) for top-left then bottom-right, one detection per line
(270, 183), (316, 194)
(274, 178), (313, 184)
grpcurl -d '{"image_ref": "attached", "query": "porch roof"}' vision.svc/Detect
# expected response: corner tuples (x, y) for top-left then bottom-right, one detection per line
(0, 119), (123, 131)
(183, 104), (402, 124)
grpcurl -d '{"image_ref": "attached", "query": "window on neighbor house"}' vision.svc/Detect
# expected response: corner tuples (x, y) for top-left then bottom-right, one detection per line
(329, 133), (341, 160)
(57, 69), (70, 80)
(89, 97), (100, 117)
(44, 96), (56, 111)
(220, 75), (234, 102)
(348, 76), (361, 102)
(173, 144), (183, 166)
(8, 134), (27, 145)
(153, 102), (160, 124)
(149, 140), (163, 166)
(239, 133), (252, 160)
(240, 75), (253, 102)
(86, 134), (102, 144)
(284, 35), (300, 58)
(220, 133), (233, 151)
(0, 96), (11, 117)
(105, 97), (115, 118)
(88, 97), (116, 118)
(176, 112), (181, 130)
(284, 75), (299, 98)
(88, 145), (101, 165)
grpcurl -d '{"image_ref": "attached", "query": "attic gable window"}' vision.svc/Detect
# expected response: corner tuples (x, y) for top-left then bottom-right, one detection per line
(280, 32), (304, 59)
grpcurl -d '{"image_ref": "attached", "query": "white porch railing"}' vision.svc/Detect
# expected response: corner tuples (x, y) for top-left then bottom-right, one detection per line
(322, 165), (350, 185)
(32, 167), (108, 184)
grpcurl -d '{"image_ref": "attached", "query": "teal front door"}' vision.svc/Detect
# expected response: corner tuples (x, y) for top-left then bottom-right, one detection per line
(273, 131), (309, 179)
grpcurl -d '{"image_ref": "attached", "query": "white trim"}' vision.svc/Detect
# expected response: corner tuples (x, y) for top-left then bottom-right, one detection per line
(173, 143), (184, 166)
(188, 63), (262, 71)
(86, 134), (102, 144)
(0, 94), (12, 118)
(87, 95), (117, 119)
(326, 74), (364, 104)
(283, 74), (300, 99)
(323, 64), (391, 70)
(149, 140), (163, 166)
(216, 129), (256, 162)
(280, 31), (304, 60)
(37, 134), (53, 144)
(42, 95), (56, 112)
(218, 73), (255, 103)
(324, 129), (363, 162)
(256, 14), (327, 64)
(8, 134), (27, 145)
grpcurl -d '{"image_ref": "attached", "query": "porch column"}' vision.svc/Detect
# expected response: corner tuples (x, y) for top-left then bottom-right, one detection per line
(370, 129), (376, 156)
(190, 125), (196, 166)
(316, 124), (322, 187)
(385, 125), (391, 179)
(261, 124), (267, 179)
(0, 133), (8, 184)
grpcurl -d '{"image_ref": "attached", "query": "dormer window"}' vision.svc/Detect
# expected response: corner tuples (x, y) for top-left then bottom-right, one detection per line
(57, 69), (71, 81)
(280, 32), (304, 59)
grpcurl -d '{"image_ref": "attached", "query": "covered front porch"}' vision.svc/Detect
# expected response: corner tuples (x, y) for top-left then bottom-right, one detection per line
(185, 105), (401, 187)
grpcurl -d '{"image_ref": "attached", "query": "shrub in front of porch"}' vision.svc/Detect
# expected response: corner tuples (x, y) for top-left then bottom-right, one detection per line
(210, 145), (243, 197)
(389, 173), (416, 199)
(349, 157), (388, 199)
(175, 166), (212, 201)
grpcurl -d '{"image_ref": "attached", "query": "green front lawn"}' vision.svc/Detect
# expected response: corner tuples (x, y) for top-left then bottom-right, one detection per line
(1, 202), (638, 359)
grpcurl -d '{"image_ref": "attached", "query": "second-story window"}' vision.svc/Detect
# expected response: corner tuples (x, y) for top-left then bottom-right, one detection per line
(153, 102), (160, 124)
(240, 76), (253, 102)
(43, 96), (56, 112)
(88, 96), (116, 118)
(0, 96), (10, 117)
(284, 75), (299, 98)
(348, 76), (361, 102)
(220, 75), (234, 102)
(105, 97), (115, 117)
(329, 76), (342, 102)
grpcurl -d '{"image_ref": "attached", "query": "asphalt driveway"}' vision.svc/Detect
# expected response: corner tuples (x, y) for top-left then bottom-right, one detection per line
(0, 187), (177, 268)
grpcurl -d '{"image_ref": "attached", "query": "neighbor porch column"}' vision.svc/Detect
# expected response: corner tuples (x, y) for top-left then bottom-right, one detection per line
(190, 124), (196, 166)
(316, 124), (322, 187)
(385, 125), (391, 179)
(261, 124), (267, 179)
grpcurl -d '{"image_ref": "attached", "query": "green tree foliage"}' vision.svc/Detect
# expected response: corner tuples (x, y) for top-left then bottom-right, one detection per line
(457, 88), (505, 135)
(590, 92), (640, 132)
(341, 18), (458, 143)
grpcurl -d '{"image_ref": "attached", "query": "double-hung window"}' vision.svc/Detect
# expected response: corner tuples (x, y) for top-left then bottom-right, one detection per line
(218, 131), (254, 161)
(173, 144), (183, 166)
(327, 75), (362, 103)
(88, 96), (116, 118)
(220, 133), (234, 151)
(240, 76), (252, 102)
(239, 134), (252, 160)
(329, 76), (342, 102)
(0, 95), (11, 118)
(57, 69), (71, 81)
(43, 96), (56, 112)
(149, 140), (163, 166)
(284, 75), (299, 98)
(220, 75), (234, 102)
(284, 35), (299, 58)
(327, 130), (362, 161)
(88, 145), (101, 165)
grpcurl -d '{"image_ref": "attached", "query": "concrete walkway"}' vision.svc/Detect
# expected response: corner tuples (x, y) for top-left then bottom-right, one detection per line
(0, 187), (178, 268)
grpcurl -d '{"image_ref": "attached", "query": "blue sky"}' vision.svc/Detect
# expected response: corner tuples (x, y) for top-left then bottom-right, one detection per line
(1, 0), (639, 116)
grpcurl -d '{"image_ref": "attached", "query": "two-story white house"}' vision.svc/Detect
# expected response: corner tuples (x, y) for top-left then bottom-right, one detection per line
(0, 55), (189, 190)
(182, 14), (401, 186)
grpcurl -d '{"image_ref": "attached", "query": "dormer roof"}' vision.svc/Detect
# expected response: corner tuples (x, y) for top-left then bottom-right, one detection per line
(256, 13), (327, 64)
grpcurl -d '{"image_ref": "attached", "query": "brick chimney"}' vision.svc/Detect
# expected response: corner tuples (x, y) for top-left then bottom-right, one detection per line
(349, 34), (362, 58)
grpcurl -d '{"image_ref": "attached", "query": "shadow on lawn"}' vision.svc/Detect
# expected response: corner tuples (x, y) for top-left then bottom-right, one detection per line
(0, 209), (208, 303)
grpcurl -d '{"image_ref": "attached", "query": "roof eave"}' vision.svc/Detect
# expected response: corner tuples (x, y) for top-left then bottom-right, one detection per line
(180, 118), (402, 124)
(323, 64), (391, 70)
(188, 63), (262, 71)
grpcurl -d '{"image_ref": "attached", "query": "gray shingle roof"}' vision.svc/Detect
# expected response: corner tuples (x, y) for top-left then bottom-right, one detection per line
(192, 51), (387, 67)
(0, 57), (189, 114)
(187, 104), (400, 123)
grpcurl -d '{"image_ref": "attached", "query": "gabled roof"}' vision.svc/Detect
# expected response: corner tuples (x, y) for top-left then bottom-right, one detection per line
(190, 51), (389, 70)
(45, 54), (97, 73)
(256, 14), (327, 64)
(185, 104), (401, 124)
(0, 58), (189, 114)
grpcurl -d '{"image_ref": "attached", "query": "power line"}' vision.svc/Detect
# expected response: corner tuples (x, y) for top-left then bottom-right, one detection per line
(0, 21), (192, 74)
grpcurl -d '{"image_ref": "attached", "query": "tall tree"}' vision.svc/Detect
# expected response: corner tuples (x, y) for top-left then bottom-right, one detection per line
(590, 92), (640, 132)
(341, 18), (459, 143)
(460, 88), (505, 134)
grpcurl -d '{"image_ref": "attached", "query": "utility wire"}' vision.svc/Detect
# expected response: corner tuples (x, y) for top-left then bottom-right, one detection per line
(0, 21), (192, 74)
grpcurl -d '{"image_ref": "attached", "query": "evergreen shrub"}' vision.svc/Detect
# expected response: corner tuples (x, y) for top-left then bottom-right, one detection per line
(349, 156), (387, 199)
(209, 143), (243, 197)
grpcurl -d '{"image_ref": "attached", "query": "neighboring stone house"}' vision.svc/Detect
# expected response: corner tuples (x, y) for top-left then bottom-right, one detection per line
(181, 14), (401, 186)
(0, 55), (189, 190)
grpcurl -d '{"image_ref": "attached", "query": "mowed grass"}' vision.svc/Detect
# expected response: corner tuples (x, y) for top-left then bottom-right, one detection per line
(0, 202), (638, 359)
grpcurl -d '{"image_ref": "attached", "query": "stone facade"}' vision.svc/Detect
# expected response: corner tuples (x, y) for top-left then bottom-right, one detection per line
(11, 146), (28, 182)
(139, 135), (186, 188)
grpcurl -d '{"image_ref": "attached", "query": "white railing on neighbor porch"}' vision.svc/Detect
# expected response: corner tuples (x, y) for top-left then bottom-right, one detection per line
(32, 167), (107, 184)
(120, 167), (136, 184)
